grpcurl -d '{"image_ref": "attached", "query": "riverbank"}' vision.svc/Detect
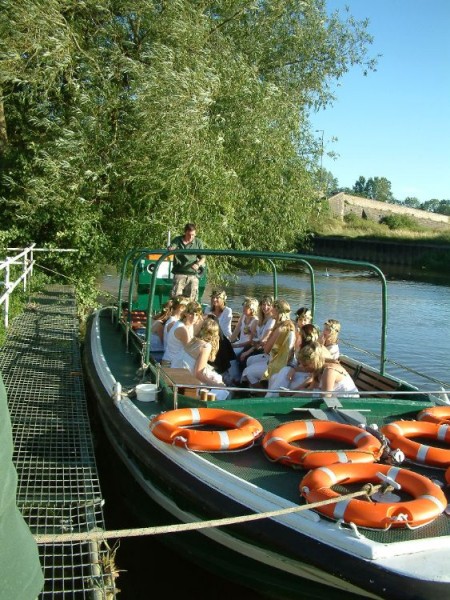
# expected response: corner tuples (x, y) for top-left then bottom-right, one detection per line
(299, 235), (450, 280)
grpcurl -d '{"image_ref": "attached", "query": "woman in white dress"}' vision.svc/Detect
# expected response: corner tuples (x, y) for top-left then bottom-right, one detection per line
(161, 301), (203, 366)
(204, 289), (233, 338)
(293, 342), (359, 398)
(241, 299), (295, 388)
(148, 300), (173, 357)
(230, 297), (259, 353)
(239, 295), (275, 368)
(172, 318), (229, 400)
(228, 297), (259, 384)
(163, 295), (189, 350)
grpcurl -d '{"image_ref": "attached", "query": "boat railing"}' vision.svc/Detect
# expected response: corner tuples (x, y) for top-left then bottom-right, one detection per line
(118, 248), (388, 372)
(339, 337), (450, 391)
(158, 381), (450, 412)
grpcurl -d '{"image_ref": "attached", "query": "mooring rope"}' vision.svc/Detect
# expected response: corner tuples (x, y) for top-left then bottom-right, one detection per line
(34, 483), (382, 544)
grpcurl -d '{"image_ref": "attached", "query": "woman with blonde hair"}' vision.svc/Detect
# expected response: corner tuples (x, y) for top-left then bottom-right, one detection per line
(239, 294), (275, 367)
(172, 318), (230, 400)
(262, 299), (296, 380)
(294, 307), (312, 351)
(230, 297), (259, 351)
(241, 299), (295, 389)
(163, 295), (189, 349)
(228, 297), (259, 384)
(293, 342), (358, 398)
(148, 300), (174, 356)
(319, 319), (341, 359)
(265, 323), (322, 396)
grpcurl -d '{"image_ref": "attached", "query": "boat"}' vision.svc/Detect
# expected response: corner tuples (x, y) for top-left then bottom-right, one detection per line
(82, 247), (450, 600)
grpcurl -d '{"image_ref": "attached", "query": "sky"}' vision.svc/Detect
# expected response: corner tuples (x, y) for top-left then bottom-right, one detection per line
(310, 0), (450, 203)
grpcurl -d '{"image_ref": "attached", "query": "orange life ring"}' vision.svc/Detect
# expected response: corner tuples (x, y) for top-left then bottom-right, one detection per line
(262, 420), (383, 469)
(417, 406), (450, 425)
(381, 421), (450, 468)
(150, 408), (263, 451)
(300, 463), (447, 529)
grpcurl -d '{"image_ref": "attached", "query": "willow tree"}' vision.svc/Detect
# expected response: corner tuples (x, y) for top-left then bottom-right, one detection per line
(0, 0), (376, 282)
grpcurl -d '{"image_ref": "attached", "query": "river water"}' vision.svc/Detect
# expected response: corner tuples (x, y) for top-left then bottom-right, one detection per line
(222, 266), (450, 391)
(93, 266), (450, 598)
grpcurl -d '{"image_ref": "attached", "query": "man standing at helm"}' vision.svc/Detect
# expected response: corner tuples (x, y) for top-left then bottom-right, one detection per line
(168, 223), (205, 301)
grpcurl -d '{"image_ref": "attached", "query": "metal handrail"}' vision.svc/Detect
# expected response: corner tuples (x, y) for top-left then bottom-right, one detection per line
(115, 248), (387, 372)
(1, 245), (78, 328)
(0, 245), (37, 328)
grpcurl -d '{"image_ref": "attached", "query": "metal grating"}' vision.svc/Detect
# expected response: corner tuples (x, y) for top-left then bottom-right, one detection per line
(0, 285), (117, 599)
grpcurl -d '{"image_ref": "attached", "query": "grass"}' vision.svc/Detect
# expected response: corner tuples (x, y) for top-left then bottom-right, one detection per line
(310, 212), (450, 244)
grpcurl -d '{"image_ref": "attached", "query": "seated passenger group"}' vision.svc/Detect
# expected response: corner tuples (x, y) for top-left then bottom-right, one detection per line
(148, 289), (357, 399)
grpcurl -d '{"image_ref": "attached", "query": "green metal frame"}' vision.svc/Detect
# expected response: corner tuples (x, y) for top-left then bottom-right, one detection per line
(116, 248), (388, 373)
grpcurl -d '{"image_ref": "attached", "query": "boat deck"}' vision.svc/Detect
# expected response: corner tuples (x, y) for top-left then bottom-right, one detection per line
(0, 285), (115, 598)
(202, 404), (450, 544)
(97, 308), (450, 547)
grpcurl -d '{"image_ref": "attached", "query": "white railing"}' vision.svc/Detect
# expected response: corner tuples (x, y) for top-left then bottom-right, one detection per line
(1, 245), (78, 328)
(0, 244), (36, 328)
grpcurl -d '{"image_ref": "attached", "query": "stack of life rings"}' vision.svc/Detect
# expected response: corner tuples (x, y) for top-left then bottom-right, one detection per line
(149, 404), (450, 529)
(382, 405), (450, 493)
(262, 413), (449, 530)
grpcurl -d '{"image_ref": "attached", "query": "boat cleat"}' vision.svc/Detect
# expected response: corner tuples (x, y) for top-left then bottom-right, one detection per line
(372, 471), (402, 503)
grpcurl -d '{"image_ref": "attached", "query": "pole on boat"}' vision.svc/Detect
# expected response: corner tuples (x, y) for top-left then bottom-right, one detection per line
(167, 230), (171, 248)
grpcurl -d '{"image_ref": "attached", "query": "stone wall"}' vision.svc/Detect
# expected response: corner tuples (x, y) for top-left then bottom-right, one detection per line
(302, 236), (450, 272)
(328, 193), (450, 230)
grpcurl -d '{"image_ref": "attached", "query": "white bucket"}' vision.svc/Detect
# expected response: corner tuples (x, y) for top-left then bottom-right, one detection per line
(135, 383), (158, 402)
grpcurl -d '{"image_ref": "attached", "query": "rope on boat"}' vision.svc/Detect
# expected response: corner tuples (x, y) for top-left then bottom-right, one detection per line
(34, 483), (382, 544)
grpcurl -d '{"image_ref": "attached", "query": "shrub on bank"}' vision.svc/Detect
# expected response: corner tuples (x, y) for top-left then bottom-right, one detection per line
(379, 214), (421, 230)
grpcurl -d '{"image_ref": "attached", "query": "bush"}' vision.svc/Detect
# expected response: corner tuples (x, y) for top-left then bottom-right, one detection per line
(379, 214), (419, 230)
(343, 212), (361, 225)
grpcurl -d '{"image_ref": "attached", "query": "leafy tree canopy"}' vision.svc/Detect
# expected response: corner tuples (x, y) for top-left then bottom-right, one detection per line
(351, 175), (394, 203)
(403, 197), (421, 209)
(422, 199), (450, 216)
(0, 0), (377, 285)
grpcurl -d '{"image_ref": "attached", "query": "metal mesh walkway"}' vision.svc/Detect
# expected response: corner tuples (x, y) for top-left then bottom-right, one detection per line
(0, 285), (116, 598)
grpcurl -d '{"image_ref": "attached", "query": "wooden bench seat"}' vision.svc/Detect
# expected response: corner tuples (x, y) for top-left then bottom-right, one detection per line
(231, 312), (241, 331)
(159, 367), (202, 398)
(339, 355), (401, 397)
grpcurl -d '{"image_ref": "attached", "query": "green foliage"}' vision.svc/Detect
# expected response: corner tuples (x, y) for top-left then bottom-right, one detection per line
(422, 199), (450, 216)
(343, 212), (362, 225)
(379, 214), (420, 230)
(0, 0), (377, 289)
(352, 176), (394, 203)
(403, 197), (421, 209)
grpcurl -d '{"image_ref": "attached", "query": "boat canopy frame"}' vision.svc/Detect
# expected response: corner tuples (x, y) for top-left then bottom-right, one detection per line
(116, 248), (388, 373)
